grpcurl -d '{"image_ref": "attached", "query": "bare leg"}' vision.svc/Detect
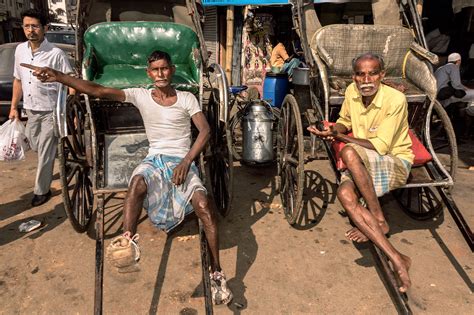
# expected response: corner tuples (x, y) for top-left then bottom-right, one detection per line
(105, 175), (146, 271)
(123, 175), (147, 235)
(337, 175), (411, 292)
(192, 190), (221, 272)
(341, 146), (390, 235)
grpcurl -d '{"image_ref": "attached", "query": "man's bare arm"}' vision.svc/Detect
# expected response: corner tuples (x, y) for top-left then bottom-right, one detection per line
(334, 132), (376, 150)
(308, 122), (376, 150)
(20, 63), (125, 102)
(186, 112), (211, 163)
(172, 112), (211, 185)
(9, 78), (23, 119)
(331, 123), (376, 150)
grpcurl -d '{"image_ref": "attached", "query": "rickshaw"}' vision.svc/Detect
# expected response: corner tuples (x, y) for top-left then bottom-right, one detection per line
(275, 0), (472, 313)
(56, 1), (233, 313)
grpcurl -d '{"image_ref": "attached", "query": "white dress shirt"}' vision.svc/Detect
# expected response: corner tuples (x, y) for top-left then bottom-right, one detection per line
(13, 38), (73, 111)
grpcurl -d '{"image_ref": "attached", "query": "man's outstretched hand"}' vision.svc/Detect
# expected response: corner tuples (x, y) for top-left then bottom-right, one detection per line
(307, 124), (338, 141)
(20, 63), (59, 83)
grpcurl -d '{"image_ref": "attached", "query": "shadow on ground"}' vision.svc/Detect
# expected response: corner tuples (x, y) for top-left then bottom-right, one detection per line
(218, 162), (276, 313)
(0, 202), (66, 246)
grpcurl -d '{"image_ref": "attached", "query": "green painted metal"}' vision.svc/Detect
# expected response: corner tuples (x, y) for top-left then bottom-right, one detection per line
(83, 21), (200, 92)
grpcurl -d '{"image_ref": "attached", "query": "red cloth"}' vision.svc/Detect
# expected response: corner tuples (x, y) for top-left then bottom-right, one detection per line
(324, 121), (352, 170)
(408, 129), (432, 166)
(331, 132), (353, 170)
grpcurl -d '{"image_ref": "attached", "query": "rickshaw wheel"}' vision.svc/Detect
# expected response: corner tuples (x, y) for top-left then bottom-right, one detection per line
(277, 95), (304, 225)
(58, 95), (93, 233)
(229, 109), (243, 161)
(207, 89), (234, 217)
(429, 101), (458, 186)
(393, 186), (443, 220)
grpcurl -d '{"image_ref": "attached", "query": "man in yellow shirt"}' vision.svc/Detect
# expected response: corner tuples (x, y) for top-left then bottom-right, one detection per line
(308, 53), (413, 293)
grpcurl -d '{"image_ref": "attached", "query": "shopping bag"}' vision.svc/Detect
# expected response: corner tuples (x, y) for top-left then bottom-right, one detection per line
(0, 119), (30, 161)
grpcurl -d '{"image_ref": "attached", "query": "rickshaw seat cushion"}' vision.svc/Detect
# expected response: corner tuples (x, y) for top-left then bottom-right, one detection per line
(408, 130), (432, 167)
(83, 22), (200, 91)
(331, 132), (353, 170)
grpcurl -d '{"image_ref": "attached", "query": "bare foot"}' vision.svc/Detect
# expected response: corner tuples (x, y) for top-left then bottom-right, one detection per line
(345, 221), (390, 243)
(345, 227), (369, 242)
(393, 254), (412, 293)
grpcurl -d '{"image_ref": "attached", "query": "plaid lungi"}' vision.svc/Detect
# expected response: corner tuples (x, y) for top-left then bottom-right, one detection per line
(340, 143), (411, 197)
(131, 154), (206, 232)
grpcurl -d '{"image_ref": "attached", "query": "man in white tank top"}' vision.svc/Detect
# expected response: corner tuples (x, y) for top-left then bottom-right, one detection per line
(22, 51), (233, 305)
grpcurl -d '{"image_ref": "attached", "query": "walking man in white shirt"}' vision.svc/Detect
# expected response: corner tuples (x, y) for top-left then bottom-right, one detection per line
(9, 9), (73, 207)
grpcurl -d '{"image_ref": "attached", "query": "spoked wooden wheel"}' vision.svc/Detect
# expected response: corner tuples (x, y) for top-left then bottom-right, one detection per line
(229, 109), (244, 161)
(277, 95), (304, 225)
(393, 186), (443, 220)
(58, 95), (93, 233)
(207, 89), (234, 217)
(429, 101), (458, 183)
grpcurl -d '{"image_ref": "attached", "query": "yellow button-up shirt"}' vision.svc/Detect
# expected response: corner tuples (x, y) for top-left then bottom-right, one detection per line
(336, 83), (414, 164)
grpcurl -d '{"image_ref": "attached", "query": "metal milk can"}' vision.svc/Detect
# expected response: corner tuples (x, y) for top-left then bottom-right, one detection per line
(242, 100), (275, 163)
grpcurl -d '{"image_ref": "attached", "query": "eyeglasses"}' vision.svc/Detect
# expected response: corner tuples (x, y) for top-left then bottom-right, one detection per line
(22, 24), (42, 30)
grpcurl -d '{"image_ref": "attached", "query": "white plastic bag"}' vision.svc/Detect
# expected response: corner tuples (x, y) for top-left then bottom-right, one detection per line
(0, 119), (30, 161)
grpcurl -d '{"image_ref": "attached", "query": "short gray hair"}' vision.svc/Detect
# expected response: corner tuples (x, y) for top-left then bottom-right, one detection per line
(352, 53), (385, 72)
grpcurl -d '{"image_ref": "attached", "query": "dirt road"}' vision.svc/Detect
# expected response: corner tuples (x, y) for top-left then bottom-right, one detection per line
(1, 146), (473, 314)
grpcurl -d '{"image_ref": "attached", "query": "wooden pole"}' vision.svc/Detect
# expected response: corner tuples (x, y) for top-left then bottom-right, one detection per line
(219, 10), (226, 67)
(225, 6), (234, 84)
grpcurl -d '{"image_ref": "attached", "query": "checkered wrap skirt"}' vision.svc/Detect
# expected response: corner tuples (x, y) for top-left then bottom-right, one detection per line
(131, 154), (206, 232)
(340, 143), (411, 197)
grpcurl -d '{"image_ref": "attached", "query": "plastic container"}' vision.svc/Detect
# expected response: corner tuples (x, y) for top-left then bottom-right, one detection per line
(263, 72), (289, 108)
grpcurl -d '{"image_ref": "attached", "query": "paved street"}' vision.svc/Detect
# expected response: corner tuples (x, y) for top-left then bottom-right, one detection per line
(1, 143), (473, 314)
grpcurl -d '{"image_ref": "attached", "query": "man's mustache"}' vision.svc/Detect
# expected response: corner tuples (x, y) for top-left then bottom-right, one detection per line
(359, 83), (375, 89)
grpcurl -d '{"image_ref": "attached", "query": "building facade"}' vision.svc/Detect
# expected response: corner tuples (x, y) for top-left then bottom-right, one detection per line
(48, 0), (76, 25)
(0, 0), (48, 43)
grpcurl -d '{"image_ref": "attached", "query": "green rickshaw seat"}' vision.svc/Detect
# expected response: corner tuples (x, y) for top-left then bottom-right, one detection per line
(83, 21), (201, 93)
